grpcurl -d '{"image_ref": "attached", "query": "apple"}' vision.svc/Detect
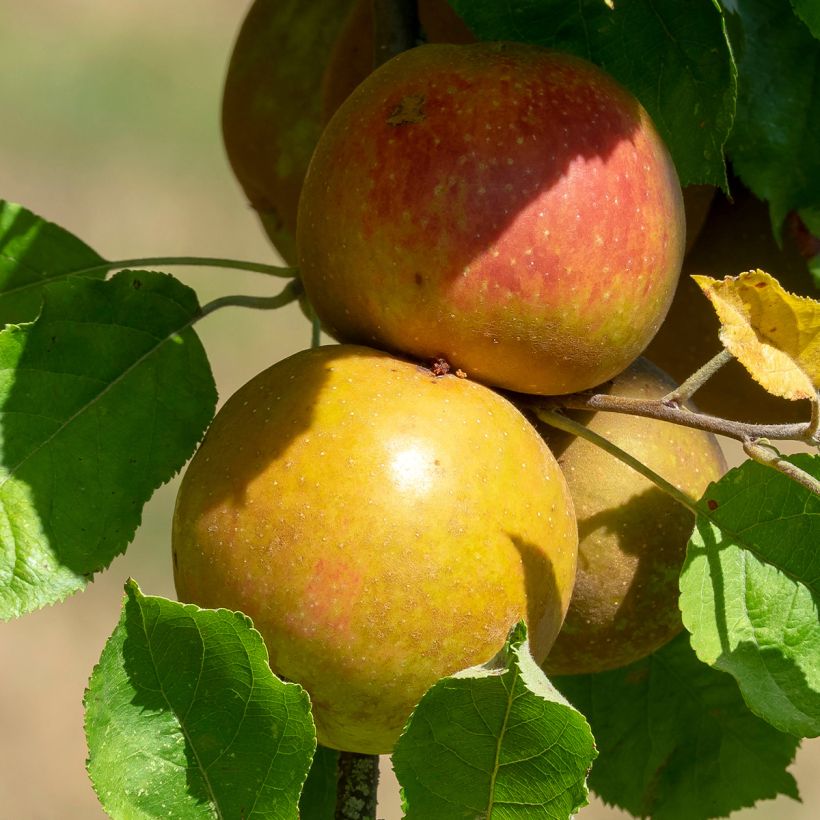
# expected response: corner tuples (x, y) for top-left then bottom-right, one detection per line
(321, 0), (475, 122)
(221, 0), (358, 263)
(172, 345), (578, 754)
(297, 42), (685, 396)
(222, 0), (473, 264)
(645, 186), (815, 423)
(534, 358), (727, 676)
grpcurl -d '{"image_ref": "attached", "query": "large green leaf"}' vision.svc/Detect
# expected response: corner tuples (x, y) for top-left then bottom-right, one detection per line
(447, 0), (736, 187)
(0, 271), (216, 618)
(554, 633), (801, 820)
(726, 0), (820, 228)
(85, 580), (316, 819)
(680, 455), (820, 738)
(393, 622), (596, 819)
(0, 200), (106, 324)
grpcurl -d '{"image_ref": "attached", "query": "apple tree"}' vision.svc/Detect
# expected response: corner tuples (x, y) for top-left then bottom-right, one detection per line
(1, 0), (819, 818)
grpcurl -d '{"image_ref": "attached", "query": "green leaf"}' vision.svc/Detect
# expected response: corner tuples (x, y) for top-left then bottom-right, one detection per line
(726, 0), (820, 228)
(393, 622), (596, 819)
(0, 271), (217, 619)
(298, 746), (339, 819)
(680, 455), (820, 738)
(85, 579), (316, 819)
(791, 0), (820, 41)
(554, 633), (801, 820)
(447, 0), (736, 187)
(0, 200), (107, 325)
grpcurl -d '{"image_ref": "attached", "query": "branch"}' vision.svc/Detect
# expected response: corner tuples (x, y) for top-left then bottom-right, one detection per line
(335, 751), (379, 820)
(662, 348), (733, 404)
(372, 0), (419, 67)
(551, 391), (818, 446)
(743, 439), (820, 496)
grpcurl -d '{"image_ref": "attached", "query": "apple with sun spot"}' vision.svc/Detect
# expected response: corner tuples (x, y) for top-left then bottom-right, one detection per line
(297, 42), (685, 395)
(172, 345), (578, 754)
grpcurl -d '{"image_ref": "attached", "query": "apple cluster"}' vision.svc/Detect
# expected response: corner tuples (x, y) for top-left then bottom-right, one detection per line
(174, 0), (730, 755)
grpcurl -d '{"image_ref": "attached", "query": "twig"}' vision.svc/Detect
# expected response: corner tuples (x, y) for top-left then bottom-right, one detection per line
(372, 0), (419, 67)
(335, 751), (379, 820)
(662, 348), (734, 404)
(552, 391), (818, 446)
(743, 439), (820, 496)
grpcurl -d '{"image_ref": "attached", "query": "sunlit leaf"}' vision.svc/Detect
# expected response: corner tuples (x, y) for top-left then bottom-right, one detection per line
(85, 580), (316, 819)
(680, 455), (820, 738)
(393, 622), (596, 819)
(0, 200), (106, 325)
(693, 269), (820, 400)
(0, 271), (216, 618)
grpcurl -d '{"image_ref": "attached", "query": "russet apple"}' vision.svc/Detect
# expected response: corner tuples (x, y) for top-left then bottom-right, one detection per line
(297, 42), (685, 395)
(535, 358), (726, 676)
(172, 345), (578, 754)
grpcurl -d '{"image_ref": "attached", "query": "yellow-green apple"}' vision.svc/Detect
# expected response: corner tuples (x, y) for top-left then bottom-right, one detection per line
(221, 0), (358, 263)
(645, 187), (816, 423)
(172, 345), (578, 754)
(534, 358), (726, 675)
(297, 42), (685, 396)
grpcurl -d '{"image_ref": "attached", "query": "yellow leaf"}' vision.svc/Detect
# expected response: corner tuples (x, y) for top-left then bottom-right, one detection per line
(692, 269), (820, 401)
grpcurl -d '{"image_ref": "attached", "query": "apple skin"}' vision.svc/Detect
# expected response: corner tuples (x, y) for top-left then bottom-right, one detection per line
(221, 0), (358, 263)
(172, 345), (578, 754)
(321, 0), (475, 122)
(645, 187), (816, 423)
(297, 42), (685, 396)
(222, 0), (472, 264)
(535, 358), (727, 676)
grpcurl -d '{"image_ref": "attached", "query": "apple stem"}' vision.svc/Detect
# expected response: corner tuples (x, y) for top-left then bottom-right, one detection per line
(743, 439), (820, 496)
(64, 255), (298, 279)
(335, 751), (380, 820)
(661, 348), (734, 404)
(372, 0), (420, 67)
(198, 279), (302, 319)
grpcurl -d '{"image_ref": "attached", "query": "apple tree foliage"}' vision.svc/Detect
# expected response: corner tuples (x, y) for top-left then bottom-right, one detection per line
(1, 0), (819, 817)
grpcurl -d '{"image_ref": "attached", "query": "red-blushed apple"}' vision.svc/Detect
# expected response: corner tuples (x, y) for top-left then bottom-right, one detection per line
(172, 345), (578, 754)
(533, 358), (726, 675)
(297, 42), (685, 395)
(222, 0), (474, 264)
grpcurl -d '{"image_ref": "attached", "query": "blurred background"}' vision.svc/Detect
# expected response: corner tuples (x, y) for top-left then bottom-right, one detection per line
(0, 2), (815, 818)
